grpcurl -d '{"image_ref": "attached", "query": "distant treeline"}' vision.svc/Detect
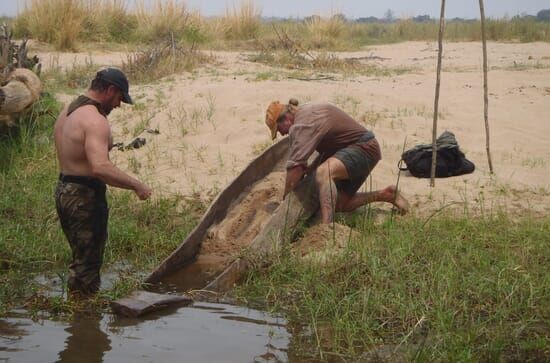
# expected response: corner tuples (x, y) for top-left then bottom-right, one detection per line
(298, 9), (550, 24)
(8, 1), (550, 51)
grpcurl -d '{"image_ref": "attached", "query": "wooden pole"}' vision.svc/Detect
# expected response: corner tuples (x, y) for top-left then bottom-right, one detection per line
(479, 0), (494, 174)
(430, 0), (446, 187)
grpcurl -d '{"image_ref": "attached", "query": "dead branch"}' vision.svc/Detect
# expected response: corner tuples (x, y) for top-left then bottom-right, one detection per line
(122, 35), (210, 84)
(271, 24), (316, 61)
(1, 25), (41, 79)
(286, 74), (337, 81)
(346, 54), (391, 62)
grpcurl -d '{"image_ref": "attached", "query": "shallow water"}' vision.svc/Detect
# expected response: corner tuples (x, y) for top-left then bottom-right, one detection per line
(155, 255), (225, 293)
(8, 250), (329, 363)
(0, 302), (291, 363)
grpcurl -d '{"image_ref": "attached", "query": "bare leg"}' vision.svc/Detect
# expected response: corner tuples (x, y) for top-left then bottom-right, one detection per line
(338, 185), (409, 215)
(315, 158), (409, 222)
(315, 158), (349, 224)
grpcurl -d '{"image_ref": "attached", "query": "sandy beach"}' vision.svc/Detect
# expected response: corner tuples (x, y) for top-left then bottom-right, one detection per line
(38, 41), (550, 217)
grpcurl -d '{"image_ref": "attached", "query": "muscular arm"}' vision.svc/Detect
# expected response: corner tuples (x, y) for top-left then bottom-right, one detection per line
(84, 115), (151, 199)
(283, 165), (306, 199)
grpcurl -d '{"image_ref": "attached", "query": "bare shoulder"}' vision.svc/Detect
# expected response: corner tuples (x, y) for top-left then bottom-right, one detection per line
(73, 105), (109, 133)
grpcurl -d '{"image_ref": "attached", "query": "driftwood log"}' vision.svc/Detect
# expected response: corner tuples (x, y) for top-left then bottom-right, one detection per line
(0, 68), (42, 126)
(0, 25), (42, 127)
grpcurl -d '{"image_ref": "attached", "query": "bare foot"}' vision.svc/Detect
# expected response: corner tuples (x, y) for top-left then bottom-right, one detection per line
(381, 185), (409, 215)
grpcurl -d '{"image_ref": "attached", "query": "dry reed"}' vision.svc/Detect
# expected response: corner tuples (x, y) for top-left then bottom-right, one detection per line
(135, 0), (196, 42)
(16, 0), (86, 51)
(222, 0), (261, 40)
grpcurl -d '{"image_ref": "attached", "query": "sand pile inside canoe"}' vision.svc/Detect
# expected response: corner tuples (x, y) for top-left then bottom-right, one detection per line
(201, 171), (285, 264)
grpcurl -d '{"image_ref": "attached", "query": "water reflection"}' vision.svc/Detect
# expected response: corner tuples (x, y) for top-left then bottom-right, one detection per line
(1, 303), (291, 363)
(56, 313), (111, 363)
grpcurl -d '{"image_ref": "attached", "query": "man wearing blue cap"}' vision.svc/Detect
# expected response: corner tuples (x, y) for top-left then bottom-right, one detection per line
(54, 68), (152, 297)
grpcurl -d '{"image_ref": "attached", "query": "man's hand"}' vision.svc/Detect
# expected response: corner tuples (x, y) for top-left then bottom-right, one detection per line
(134, 183), (152, 200)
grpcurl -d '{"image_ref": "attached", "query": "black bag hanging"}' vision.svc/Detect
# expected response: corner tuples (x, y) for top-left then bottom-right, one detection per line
(399, 131), (475, 178)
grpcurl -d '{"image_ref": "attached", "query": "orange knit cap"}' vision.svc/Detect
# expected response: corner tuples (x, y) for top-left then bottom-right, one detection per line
(265, 101), (285, 140)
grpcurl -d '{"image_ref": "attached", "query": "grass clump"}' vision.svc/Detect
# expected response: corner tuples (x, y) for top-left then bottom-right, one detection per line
(120, 1), (210, 83)
(249, 27), (414, 77)
(222, 0), (261, 40)
(236, 213), (550, 361)
(121, 39), (214, 84)
(134, 0), (204, 44)
(14, 0), (86, 51)
(304, 14), (347, 49)
(0, 91), (201, 315)
(13, 0), (203, 49)
(80, 0), (138, 43)
(41, 55), (98, 93)
(13, 0), (138, 50)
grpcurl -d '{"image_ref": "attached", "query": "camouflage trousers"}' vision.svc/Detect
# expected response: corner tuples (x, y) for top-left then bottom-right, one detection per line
(55, 175), (108, 296)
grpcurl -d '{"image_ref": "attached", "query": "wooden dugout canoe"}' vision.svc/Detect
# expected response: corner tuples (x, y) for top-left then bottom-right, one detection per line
(145, 137), (319, 289)
(113, 138), (319, 316)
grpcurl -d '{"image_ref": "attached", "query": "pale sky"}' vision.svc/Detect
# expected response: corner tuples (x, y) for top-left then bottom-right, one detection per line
(1, 0), (549, 19)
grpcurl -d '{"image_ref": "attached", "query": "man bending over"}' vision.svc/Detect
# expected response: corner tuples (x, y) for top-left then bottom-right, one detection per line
(265, 98), (408, 223)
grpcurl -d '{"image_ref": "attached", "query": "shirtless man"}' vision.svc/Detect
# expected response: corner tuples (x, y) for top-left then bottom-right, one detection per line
(265, 99), (408, 224)
(54, 68), (152, 296)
